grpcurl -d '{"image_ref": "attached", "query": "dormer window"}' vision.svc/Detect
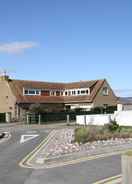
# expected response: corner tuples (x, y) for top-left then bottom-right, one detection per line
(28, 90), (36, 95)
(24, 90), (28, 95)
(23, 89), (41, 96)
(102, 87), (109, 96)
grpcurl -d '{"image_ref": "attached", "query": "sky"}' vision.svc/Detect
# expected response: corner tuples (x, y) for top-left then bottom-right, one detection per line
(0, 0), (132, 96)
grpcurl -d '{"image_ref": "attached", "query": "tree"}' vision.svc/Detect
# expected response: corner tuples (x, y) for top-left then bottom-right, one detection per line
(29, 103), (45, 114)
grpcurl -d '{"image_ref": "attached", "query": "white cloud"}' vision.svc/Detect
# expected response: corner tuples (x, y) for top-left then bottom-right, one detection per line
(0, 41), (38, 54)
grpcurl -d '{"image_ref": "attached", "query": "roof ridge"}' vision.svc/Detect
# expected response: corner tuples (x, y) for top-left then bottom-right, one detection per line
(11, 78), (106, 84)
(12, 79), (65, 85)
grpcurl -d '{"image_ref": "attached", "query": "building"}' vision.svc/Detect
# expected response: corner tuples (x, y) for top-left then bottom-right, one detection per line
(0, 75), (117, 122)
(117, 97), (132, 111)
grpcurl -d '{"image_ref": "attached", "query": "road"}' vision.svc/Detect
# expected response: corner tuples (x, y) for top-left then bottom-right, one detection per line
(0, 125), (121, 184)
(0, 125), (50, 184)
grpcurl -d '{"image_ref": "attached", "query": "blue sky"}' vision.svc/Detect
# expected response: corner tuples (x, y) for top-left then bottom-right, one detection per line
(0, 0), (132, 96)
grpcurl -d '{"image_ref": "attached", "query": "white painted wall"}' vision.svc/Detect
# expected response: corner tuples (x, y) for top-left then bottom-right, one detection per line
(114, 110), (132, 126)
(124, 105), (132, 111)
(117, 104), (123, 111)
(76, 114), (111, 126)
(76, 110), (132, 126)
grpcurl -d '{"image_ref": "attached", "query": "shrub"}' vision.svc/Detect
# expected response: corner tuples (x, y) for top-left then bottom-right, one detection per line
(74, 127), (89, 143)
(29, 103), (45, 114)
(104, 120), (120, 133)
(74, 124), (132, 144)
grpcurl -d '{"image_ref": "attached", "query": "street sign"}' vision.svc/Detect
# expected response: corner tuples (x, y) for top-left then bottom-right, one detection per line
(20, 134), (39, 144)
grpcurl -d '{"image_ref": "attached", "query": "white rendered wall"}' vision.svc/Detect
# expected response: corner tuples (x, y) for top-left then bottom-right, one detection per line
(114, 110), (132, 126)
(76, 111), (132, 126)
(76, 114), (111, 126)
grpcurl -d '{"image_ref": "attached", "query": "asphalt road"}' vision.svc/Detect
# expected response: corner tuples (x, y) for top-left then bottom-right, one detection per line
(0, 125), (121, 184)
(0, 126), (50, 184)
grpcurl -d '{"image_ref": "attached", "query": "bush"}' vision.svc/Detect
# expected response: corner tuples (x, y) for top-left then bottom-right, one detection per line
(29, 103), (45, 114)
(74, 128), (89, 143)
(104, 120), (120, 133)
(74, 123), (132, 144)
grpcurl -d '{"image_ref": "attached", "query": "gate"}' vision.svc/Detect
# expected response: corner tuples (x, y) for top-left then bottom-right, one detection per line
(0, 113), (6, 123)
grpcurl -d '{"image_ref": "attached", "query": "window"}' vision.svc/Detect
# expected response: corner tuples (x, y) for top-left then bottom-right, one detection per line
(68, 91), (71, 96)
(102, 87), (109, 96)
(24, 89), (41, 95)
(36, 90), (40, 95)
(103, 104), (108, 108)
(28, 90), (36, 95)
(24, 90), (28, 95)
(71, 90), (76, 95)
(56, 91), (60, 96)
(50, 91), (55, 96)
(64, 88), (89, 96)
(81, 90), (86, 94)
(41, 90), (50, 96)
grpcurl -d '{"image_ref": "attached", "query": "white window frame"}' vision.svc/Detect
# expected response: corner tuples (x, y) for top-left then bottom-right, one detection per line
(23, 88), (41, 96)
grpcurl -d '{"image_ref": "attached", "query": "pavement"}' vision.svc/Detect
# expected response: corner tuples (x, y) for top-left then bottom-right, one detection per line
(0, 123), (126, 184)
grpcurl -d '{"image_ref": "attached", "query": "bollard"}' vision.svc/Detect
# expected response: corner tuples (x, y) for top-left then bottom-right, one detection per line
(122, 151), (132, 184)
(67, 114), (70, 125)
(84, 115), (87, 127)
(38, 114), (41, 125)
(26, 114), (29, 125)
(6, 112), (11, 123)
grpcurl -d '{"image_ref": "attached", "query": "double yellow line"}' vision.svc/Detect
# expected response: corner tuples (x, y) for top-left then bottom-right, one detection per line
(19, 130), (132, 173)
(93, 175), (122, 184)
(19, 130), (56, 168)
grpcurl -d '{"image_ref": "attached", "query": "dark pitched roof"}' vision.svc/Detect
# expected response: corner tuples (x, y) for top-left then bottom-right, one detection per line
(9, 79), (105, 104)
(118, 97), (132, 105)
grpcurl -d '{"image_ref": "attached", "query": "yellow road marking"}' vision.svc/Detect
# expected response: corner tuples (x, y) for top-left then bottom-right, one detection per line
(42, 152), (123, 169)
(20, 147), (130, 169)
(19, 130), (132, 170)
(93, 174), (122, 184)
(19, 130), (56, 168)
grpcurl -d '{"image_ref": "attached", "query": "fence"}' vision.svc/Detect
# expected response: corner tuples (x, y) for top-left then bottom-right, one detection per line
(25, 112), (76, 124)
(25, 110), (110, 124)
(24, 106), (117, 124)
